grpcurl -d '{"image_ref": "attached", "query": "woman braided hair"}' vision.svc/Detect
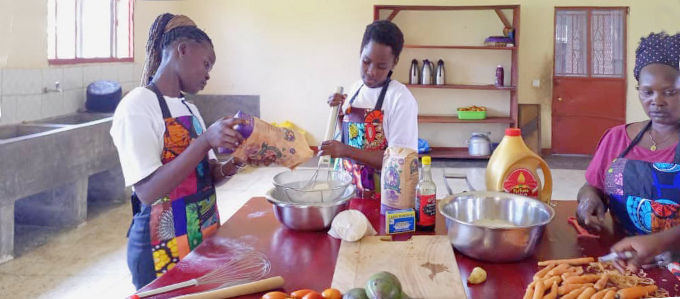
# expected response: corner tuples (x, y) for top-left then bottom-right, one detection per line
(140, 13), (212, 85)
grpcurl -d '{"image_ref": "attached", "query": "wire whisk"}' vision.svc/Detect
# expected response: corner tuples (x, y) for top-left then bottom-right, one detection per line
(135, 250), (271, 298)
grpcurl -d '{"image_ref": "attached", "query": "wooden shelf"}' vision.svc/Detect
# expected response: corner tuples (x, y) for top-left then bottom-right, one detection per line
(418, 115), (513, 124)
(404, 45), (515, 50)
(420, 147), (489, 159)
(405, 84), (516, 91)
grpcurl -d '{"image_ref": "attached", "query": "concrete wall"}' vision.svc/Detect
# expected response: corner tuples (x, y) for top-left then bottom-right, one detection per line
(177, 0), (680, 148)
(0, 0), (180, 125)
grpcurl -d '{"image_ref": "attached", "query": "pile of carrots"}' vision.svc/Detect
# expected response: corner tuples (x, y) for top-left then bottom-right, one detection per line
(524, 257), (659, 299)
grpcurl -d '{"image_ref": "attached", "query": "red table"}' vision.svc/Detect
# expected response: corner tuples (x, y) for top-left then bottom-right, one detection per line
(139, 198), (680, 299)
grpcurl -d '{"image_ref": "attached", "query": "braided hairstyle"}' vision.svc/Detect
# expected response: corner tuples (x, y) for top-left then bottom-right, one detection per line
(140, 13), (213, 85)
(360, 20), (404, 59)
(634, 32), (680, 81)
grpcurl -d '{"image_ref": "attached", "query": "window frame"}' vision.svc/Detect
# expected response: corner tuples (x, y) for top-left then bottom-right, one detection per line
(48, 0), (134, 65)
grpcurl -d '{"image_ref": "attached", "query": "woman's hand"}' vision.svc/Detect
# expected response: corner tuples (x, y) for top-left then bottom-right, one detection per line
(576, 183), (607, 233)
(611, 234), (668, 273)
(328, 92), (347, 107)
(203, 117), (244, 151)
(319, 140), (349, 158)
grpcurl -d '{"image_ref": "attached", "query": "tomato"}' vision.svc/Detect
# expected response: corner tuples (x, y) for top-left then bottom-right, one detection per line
(261, 291), (289, 299)
(302, 291), (324, 299)
(290, 289), (315, 299)
(321, 288), (342, 299)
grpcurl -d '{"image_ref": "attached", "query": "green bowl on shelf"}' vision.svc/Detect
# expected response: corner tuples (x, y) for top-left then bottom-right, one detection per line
(457, 110), (487, 120)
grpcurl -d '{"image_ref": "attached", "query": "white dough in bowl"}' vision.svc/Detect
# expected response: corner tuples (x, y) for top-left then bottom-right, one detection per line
(328, 210), (376, 242)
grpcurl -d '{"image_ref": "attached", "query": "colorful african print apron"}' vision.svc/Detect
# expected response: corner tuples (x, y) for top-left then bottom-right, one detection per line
(146, 83), (219, 276)
(604, 121), (680, 278)
(338, 78), (390, 200)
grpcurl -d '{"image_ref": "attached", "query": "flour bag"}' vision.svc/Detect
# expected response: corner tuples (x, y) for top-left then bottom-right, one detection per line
(226, 111), (313, 169)
(380, 147), (419, 214)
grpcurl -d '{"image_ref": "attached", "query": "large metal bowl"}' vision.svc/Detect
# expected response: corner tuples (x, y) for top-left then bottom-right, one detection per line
(439, 191), (555, 262)
(272, 169), (352, 204)
(265, 185), (355, 231)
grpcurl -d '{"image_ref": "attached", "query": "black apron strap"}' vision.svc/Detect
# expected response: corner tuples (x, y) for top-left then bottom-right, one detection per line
(146, 83), (172, 119)
(619, 121), (652, 158)
(374, 71), (392, 112)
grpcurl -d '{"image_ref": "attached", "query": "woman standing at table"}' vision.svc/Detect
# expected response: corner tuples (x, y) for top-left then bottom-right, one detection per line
(320, 20), (418, 200)
(111, 14), (245, 289)
(576, 32), (680, 275)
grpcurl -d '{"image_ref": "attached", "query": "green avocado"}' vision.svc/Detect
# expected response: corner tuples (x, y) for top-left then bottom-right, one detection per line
(365, 271), (403, 299)
(343, 288), (369, 299)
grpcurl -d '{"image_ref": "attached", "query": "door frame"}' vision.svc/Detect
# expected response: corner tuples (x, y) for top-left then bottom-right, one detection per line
(551, 6), (629, 154)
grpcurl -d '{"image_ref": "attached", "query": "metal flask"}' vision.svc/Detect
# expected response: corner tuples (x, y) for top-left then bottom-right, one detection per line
(421, 59), (433, 85)
(436, 59), (445, 85)
(409, 59), (420, 84)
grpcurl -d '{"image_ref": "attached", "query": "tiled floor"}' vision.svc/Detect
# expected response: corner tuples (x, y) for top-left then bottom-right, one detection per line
(0, 161), (587, 298)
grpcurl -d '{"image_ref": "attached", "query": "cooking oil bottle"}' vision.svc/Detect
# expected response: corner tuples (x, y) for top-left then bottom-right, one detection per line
(415, 156), (436, 231)
(486, 128), (553, 204)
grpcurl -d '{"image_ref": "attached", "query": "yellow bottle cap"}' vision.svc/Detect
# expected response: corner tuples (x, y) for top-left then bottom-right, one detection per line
(422, 156), (431, 165)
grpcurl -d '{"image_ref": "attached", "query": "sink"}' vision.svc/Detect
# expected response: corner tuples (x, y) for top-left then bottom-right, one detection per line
(0, 124), (61, 141)
(33, 112), (112, 125)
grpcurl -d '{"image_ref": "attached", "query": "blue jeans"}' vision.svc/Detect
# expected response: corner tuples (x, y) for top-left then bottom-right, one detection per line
(126, 203), (156, 290)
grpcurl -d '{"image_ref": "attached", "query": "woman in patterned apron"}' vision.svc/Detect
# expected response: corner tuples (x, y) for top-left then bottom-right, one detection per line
(111, 14), (245, 289)
(578, 32), (680, 276)
(320, 20), (418, 201)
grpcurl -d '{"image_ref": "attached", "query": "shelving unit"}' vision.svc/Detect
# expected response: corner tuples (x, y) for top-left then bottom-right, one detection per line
(375, 5), (520, 159)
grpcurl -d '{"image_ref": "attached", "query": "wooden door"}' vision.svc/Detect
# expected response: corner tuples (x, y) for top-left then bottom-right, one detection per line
(552, 8), (627, 154)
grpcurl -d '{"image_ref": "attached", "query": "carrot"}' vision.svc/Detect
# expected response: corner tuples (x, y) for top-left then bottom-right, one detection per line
(547, 263), (570, 276)
(603, 289), (616, 299)
(558, 283), (593, 296)
(532, 279), (546, 299)
(542, 281), (558, 299)
(562, 271), (580, 280)
(523, 282), (535, 299)
(564, 274), (601, 284)
(592, 288), (615, 299)
(615, 285), (658, 299)
(542, 276), (561, 288)
(594, 273), (608, 290)
(533, 263), (557, 280)
(538, 257), (595, 266)
(576, 287), (596, 299)
(561, 286), (588, 299)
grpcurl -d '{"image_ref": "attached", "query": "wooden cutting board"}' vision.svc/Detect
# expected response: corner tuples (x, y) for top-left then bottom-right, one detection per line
(331, 235), (467, 299)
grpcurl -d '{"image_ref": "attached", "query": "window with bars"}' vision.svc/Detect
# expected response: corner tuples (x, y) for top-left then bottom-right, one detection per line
(47, 0), (134, 64)
(554, 8), (626, 78)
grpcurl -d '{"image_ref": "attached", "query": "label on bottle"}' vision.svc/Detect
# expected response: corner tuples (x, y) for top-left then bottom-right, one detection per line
(416, 194), (436, 227)
(502, 168), (539, 197)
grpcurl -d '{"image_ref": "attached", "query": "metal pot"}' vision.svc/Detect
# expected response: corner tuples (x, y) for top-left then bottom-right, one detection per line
(438, 191), (555, 262)
(467, 132), (491, 156)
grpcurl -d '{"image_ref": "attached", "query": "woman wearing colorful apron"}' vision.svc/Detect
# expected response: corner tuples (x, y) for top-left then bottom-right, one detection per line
(111, 14), (245, 289)
(320, 20), (418, 201)
(578, 32), (680, 277)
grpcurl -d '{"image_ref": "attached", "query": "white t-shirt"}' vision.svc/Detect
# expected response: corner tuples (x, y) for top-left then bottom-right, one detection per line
(341, 80), (418, 150)
(110, 87), (215, 187)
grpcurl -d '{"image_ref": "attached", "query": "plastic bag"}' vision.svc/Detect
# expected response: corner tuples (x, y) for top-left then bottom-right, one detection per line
(328, 210), (377, 242)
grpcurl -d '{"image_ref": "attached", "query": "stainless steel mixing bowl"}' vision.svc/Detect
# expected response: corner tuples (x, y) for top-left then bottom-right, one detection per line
(439, 191), (555, 262)
(272, 169), (352, 203)
(265, 185), (355, 231)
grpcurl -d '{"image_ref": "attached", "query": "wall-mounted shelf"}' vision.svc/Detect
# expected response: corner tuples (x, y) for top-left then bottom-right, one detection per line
(404, 45), (516, 51)
(376, 4), (520, 159)
(418, 115), (514, 124)
(405, 83), (516, 91)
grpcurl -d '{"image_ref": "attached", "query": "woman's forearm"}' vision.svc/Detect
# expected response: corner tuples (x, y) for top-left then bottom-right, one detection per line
(134, 135), (212, 205)
(344, 147), (384, 169)
(658, 225), (680, 252)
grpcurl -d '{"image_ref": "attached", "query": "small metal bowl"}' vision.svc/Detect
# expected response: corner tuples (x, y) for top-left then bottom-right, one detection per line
(272, 169), (352, 204)
(266, 185), (355, 231)
(439, 191), (555, 262)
